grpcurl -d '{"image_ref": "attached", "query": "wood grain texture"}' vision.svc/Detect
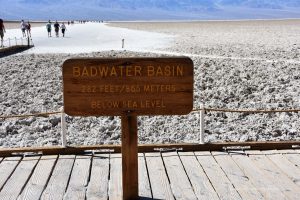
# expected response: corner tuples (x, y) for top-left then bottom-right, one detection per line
(229, 150), (287, 199)
(179, 152), (219, 200)
(41, 155), (75, 200)
(138, 153), (152, 198)
(162, 152), (197, 200)
(195, 151), (242, 200)
(121, 115), (138, 200)
(145, 153), (174, 200)
(109, 154), (122, 200)
(63, 57), (194, 116)
(280, 149), (300, 168)
(0, 156), (40, 200)
(245, 150), (300, 199)
(18, 155), (58, 200)
(0, 157), (21, 190)
(265, 150), (300, 187)
(63, 155), (92, 200)
(86, 154), (110, 200)
(212, 151), (263, 200)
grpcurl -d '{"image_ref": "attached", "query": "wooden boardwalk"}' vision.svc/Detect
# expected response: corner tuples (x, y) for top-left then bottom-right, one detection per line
(0, 149), (300, 200)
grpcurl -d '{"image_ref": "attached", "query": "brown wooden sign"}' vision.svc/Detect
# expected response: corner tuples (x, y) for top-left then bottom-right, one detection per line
(63, 57), (194, 116)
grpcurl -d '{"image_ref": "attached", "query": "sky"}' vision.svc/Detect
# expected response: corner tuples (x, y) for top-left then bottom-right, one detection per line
(1, 0), (300, 20)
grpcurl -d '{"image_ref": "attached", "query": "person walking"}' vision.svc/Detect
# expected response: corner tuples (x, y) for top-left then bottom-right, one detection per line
(61, 22), (66, 37)
(26, 21), (31, 37)
(21, 20), (27, 37)
(54, 21), (60, 37)
(46, 20), (52, 37)
(0, 19), (6, 47)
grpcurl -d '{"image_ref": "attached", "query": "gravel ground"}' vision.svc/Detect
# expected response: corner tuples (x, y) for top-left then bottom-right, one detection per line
(109, 20), (300, 61)
(1, 20), (300, 147)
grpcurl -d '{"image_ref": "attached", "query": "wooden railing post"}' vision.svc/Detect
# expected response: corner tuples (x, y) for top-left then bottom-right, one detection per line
(199, 104), (205, 144)
(61, 108), (67, 147)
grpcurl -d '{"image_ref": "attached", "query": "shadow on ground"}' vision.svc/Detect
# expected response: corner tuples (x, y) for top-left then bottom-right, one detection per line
(0, 45), (33, 58)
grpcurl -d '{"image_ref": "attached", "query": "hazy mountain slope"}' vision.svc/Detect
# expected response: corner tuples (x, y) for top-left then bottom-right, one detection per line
(0, 0), (300, 20)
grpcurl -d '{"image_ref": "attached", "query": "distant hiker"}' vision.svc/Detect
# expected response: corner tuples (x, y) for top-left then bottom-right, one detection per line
(61, 22), (66, 37)
(46, 20), (52, 37)
(26, 21), (31, 37)
(21, 20), (26, 37)
(68, 21), (70, 25)
(0, 19), (6, 47)
(54, 21), (60, 37)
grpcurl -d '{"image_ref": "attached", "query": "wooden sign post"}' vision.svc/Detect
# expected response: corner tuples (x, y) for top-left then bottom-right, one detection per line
(121, 113), (138, 199)
(63, 57), (193, 199)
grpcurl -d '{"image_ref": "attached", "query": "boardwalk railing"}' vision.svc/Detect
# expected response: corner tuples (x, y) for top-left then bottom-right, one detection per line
(1, 106), (299, 149)
(0, 37), (33, 48)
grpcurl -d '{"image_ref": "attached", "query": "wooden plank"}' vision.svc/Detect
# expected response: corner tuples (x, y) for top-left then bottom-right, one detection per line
(0, 145), (122, 156)
(121, 115), (138, 200)
(179, 152), (219, 199)
(245, 150), (300, 199)
(1, 141), (300, 157)
(63, 155), (91, 200)
(195, 151), (242, 200)
(109, 153), (122, 200)
(138, 153), (152, 198)
(145, 153), (174, 200)
(264, 150), (300, 187)
(0, 156), (40, 200)
(86, 154), (110, 200)
(18, 155), (57, 200)
(162, 152), (197, 200)
(41, 155), (75, 200)
(0, 157), (21, 190)
(279, 149), (300, 168)
(229, 150), (287, 199)
(63, 57), (194, 116)
(211, 151), (263, 200)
